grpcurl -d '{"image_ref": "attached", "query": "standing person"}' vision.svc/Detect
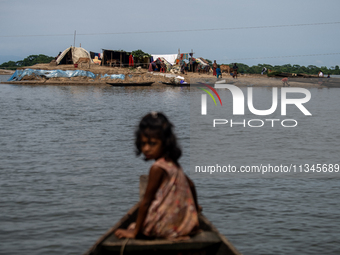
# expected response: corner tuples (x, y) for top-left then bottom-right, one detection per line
(180, 61), (185, 74)
(216, 65), (222, 78)
(232, 63), (238, 79)
(184, 62), (188, 75)
(205, 65), (210, 74)
(213, 60), (217, 76)
(196, 64), (201, 75)
(148, 62), (153, 72)
(115, 112), (200, 240)
(160, 61), (166, 73)
(261, 67), (267, 75)
(318, 70), (324, 86)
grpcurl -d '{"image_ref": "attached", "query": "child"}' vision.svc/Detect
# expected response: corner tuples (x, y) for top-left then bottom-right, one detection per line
(232, 63), (238, 79)
(115, 112), (200, 240)
(282, 77), (289, 87)
(216, 65), (222, 78)
(184, 62), (188, 75)
(160, 61), (166, 73)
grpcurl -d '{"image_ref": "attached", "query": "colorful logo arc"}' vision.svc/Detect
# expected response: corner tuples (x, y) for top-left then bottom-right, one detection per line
(197, 83), (222, 106)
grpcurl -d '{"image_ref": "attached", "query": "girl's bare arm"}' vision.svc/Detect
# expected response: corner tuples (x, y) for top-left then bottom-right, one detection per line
(115, 165), (165, 239)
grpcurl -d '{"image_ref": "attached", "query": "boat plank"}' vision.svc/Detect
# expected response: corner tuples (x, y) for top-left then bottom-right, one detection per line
(103, 231), (221, 251)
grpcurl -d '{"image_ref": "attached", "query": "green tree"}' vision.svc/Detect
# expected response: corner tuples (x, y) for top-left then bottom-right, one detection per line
(131, 50), (151, 67)
(0, 54), (54, 70)
(0, 61), (17, 68)
(131, 49), (151, 59)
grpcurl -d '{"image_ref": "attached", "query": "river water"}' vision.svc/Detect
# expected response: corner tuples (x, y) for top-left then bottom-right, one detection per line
(0, 75), (339, 255)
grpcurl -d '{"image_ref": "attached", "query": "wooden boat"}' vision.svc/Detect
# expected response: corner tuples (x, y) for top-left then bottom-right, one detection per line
(162, 82), (190, 87)
(269, 72), (318, 78)
(107, 82), (153, 86)
(84, 176), (242, 255)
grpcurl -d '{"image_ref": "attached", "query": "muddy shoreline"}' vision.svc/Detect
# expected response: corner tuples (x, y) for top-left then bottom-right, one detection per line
(1, 63), (338, 88)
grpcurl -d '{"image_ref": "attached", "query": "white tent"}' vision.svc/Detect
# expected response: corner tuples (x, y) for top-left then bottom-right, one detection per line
(56, 46), (93, 65)
(196, 58), (209, 67)
(151, 54), (178, 65)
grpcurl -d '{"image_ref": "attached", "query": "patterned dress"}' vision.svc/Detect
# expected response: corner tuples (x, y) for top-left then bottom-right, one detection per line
(142, 158), (199, 239)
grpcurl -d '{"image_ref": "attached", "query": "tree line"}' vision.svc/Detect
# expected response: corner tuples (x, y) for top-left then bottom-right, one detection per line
(219, 63), (340, 75)
(0, 54), (54, 70)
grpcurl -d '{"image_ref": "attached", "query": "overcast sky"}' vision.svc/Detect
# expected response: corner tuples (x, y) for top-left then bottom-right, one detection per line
(1, 0), (339, 67)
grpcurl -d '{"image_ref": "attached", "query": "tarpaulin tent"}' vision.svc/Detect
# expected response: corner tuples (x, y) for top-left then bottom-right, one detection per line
(157, 57), (172, 72)
(196, 58), (209, 67)
(198, 57), (210, 65)
(151, 54), (177, 65)
(56, 46), (92, 65)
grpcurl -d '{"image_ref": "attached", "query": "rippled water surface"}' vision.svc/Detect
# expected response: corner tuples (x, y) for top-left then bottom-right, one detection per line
(0, 75), (339, 255)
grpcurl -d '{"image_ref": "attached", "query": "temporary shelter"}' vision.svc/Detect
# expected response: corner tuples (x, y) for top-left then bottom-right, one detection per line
(196, 57), (209, 67)
(101, 50), (131, 67)
(56, 46), (92, 65)
(151, 54), (177, 65)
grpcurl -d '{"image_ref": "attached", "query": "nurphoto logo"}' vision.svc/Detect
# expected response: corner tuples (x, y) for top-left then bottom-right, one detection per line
(198, 83), (312, 128)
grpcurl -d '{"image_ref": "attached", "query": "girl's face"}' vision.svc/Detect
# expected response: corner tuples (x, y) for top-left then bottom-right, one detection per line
(141, 135), (163, 160)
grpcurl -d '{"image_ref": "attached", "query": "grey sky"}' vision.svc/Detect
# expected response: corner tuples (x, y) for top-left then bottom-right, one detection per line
(1, 0), (339, 67)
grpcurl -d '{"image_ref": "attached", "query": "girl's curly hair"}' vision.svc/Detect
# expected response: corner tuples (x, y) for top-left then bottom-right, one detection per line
(135, 112), (182, 166)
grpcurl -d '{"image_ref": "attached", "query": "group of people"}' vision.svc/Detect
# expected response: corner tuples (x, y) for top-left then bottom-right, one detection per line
(148, 59), (167, 73)
(149, 59), (243, 79)
(180, 61), (210, 75)
(318, 70), (330, 78)
(195, 63), (210, 75)
(212, 60), (239, 78)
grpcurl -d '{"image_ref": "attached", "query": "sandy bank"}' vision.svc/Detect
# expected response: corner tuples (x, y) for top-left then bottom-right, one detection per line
(1, 64), (338, 88)
(0, 69), (15, 75)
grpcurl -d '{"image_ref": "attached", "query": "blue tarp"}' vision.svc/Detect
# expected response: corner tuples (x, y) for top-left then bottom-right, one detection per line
(8, 69), (97, 81)
(100, 74), (125, 80)
(7, 69), (125, 81)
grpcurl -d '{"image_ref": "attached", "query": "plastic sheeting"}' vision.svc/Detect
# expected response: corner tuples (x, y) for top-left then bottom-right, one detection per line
(196, 58), (208, 67)
(8, 69), (97, 81)
(100, 74), (125, 80)
(151, 54), (177, 65)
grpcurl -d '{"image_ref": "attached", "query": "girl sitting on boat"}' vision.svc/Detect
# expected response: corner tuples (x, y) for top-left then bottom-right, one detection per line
(115, 112), (200, 240)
